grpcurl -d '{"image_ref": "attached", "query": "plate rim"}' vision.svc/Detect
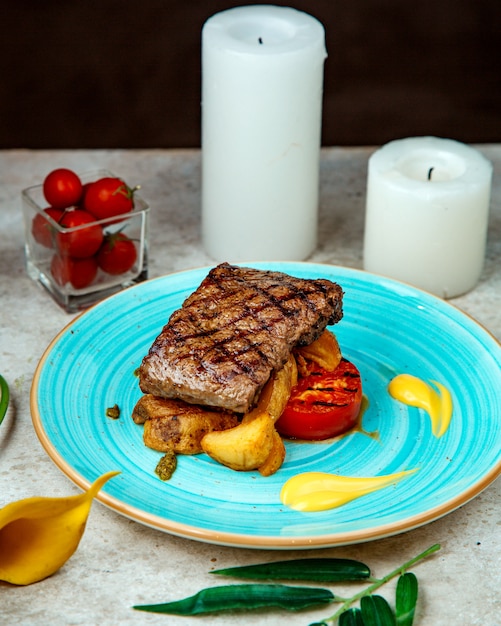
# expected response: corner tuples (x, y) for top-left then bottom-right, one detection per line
(30, 262), (501, 549)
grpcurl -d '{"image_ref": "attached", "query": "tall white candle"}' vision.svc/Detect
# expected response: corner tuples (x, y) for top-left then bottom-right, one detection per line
(201, 5), (327, 262)
(363, 136), (493, 298)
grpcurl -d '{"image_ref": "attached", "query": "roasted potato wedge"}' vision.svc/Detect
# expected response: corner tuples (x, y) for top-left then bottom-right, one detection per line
(133, 394), (238, 454)
(203, 356), (296, 473)
(258, 429), (286, 477)
(243, 354), (297, 423)
(201, 411), (275, 471)
(295, 329), (342, 373)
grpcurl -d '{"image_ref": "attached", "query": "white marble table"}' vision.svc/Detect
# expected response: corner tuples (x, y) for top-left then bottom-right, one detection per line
(1, 147), (500, 625)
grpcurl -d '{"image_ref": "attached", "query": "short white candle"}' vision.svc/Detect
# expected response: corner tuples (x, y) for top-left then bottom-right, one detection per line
(363, 136), (493, 298)
(201, 5), (326, 262)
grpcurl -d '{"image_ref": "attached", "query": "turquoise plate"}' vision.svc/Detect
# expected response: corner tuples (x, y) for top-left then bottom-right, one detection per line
(31, 263), (501, 548)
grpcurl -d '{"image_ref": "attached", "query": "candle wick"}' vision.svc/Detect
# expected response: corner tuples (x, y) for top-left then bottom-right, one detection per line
(258, 37), (263, 44)
(427, 167), (434, 181)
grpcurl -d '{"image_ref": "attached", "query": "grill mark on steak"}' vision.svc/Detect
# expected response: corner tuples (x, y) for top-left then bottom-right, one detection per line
(139, 263), (343, 413)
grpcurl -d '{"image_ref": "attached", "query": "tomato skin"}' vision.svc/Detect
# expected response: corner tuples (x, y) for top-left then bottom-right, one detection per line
(97, 232), (137, 275)
(51, 254), (98, 289)
(31, 207), (64, 248)
(56, 209), (104, 258)
(43, 168), (83, 209)
(77, 182), (93, 209)
(276, 359), (363, 441)
(84, 177), (134, 220)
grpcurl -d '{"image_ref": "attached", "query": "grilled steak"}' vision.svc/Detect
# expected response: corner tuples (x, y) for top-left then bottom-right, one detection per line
(139, 263), (343, 413)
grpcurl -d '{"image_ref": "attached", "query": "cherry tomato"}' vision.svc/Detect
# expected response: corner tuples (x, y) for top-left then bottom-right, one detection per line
(97, 232), (137, 275)
(77, 182), (93, 209)
(55, 209), (104, 258)
(276, 359), (363, 440)
(43, 168), (83, 209)
(31, 207), (64, 248)
(51, 254), (98, 289)
(84, 177), (135, 220)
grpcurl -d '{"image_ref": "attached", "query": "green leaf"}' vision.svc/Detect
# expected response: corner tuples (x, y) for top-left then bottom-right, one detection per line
(0, 374), (9, 426)
(360, 595), (396, 626)
(396, 572), (418, 626)
(339, 607), (366, 625)
(211, 558), (371, 582)
(133, 584), (335, 615)
(309, 545), (439, 625)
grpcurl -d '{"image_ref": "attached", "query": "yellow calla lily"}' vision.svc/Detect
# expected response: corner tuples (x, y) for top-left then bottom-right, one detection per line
(0, 470), (119, 585)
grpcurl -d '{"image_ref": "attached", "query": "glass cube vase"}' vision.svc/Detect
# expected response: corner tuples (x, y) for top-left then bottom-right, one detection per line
(22, 170), (149, 313)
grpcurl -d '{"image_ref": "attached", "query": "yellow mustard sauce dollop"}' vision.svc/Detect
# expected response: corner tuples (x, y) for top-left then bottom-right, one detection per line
(280, 469), (415, 512)
(388, 374), (453, 438)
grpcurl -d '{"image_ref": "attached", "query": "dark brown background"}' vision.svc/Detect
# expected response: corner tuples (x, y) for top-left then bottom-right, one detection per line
(1, 0), (500, 149)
